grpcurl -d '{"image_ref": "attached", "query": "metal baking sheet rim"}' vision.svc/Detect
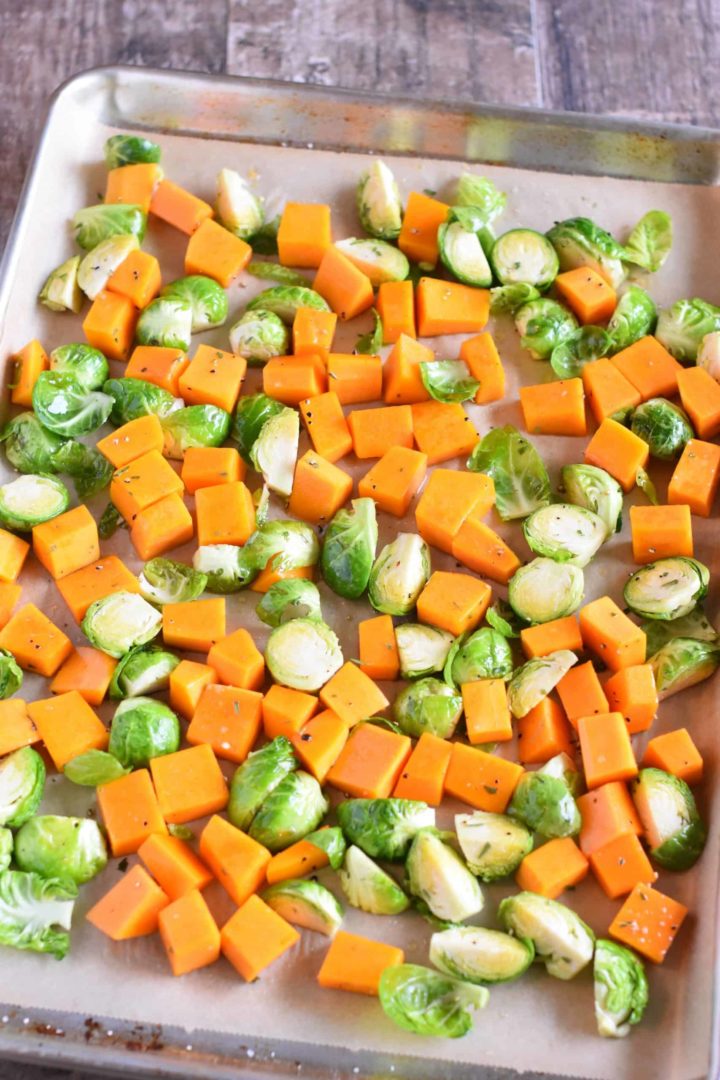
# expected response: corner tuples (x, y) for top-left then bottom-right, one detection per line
(0, 65), (718, 1080)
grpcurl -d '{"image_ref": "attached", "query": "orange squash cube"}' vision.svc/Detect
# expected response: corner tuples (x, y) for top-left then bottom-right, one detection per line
(584, 417), (649, 492)
(579, 596), (646, 671)
(196, 480), (255, 547)
(516, 838), (589, 898)
(199, 814), (271, 906)
(347, 405), (414, 459)
(578, 712), (638, 789)
(416, 277), (489, 336)
(178, 345), (246, 412)
(0, 530), (29, 583)
(629, 503), (693, 563)
(86, 864), (169, 941)
(278, 202), (332, 268)
(162, 597), (226, 653)
(556, 661), (609, 729)
(262, 685), (319, 740)
(319, 661), (389, 726)
(459, 332), (505, 404)
(187, 684), (263, 763)
(519, 379), (586, 437)
(317, 930), (404, 996)
(608, 883), (687, 964)
(377, 281), (416, 343)
(411, 400), (478, 464)
(107, 249), (162, 308)
(517, 697), (574, 764)
(263, 355), (326, 405)
(577, 781), (642, 856)
(326, 723), (411, 799)
(589, 832), (657, 899)
(358, 446), (428, 516)
(357, 615), (400, 682)
(151, 744), (229, 824)
(0, 605), (72, 677)
(520, 615), (582, 659)
(462, 679), (513, 744)
(554, 267), (617, 324)
(668, 439), (720, 517)
(181, 446), (244, 493)
(676, 365), (720, 439)
(382, 334), (433, 405)
(416, 571), (491, 637)
(50, 648), (117, 706)
(326, 353), (383, 405)
(110, 450), (184, 524)
(207, 628), (264, 691)
(397, 191), (450, 266)
(451, 513), (521, 585)
(287, 451), (353, 526)
(221, 895), (299, 981)
(0, 700), (40, 758)
(582, 358), (642, 424)
(444, 744), (523, 812)
(55, 555), (139, 622)
(313, 247), (374, 320)
(169, 659), (216, 719)
(125, 345), (189, 396)
(185, 218), (251, 286)
(291, 708), (348, 782)
(32, 505), (99, 580)
(10, 339), (49, 407)
(82, 291), (137, 361)
(158, 890), (220, 976)
(96, 414), (165, 469)
(605, 664), (658, 734)
(97, 769), (167, 855)
(293, 306), (337, 360)
(610, 336), (682, 400)
(138, 833), (213, 900)
(415, 469), (494, 554)
(299, 391), (353, 463)
(392, 732), (453, 806)
(130, 492), (194, 561)
(642, 728), (703, 786)
(150, 178), (213, 234)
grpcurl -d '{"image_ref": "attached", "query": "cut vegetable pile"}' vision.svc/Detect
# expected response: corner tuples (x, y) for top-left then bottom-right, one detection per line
(0, 132), (716, 1045)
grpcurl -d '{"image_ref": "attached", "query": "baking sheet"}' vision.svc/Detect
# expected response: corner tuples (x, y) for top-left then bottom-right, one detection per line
(0, 68), (718, 1080)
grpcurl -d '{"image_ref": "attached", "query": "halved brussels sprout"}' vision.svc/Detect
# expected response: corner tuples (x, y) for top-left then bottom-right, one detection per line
(630, 398), (693, 461)
(622, 210), (672, 273)
(265, 618), (343, 692)
(438, 214), (493, 288)
(508, 558), (584, 624)
(0, 651), (22, 700)
(215, 167), (264, 239)
(485, 599), (526, 639)
(490, 229), (559, 289)
(232, 392), (287, 464)
(406, 829), (483, 923)
(38, 254), (83, 313)
(550, 325), (612, 379)
(490, 282), (541, 315)
(539, 751), (582, 796)
(193, 544), (252, 594)
(243, 520), (320, 578)
(338, 845), (410, 915)
(624, 557), (709, 621)
(654, 297), (720, 362)
(63, 750), (129, 787)
(104, 134), (161, 168)
(467, 425), (550, 521)
(379, 964), (489, 1038)
(0, 747), (46, 828)
(335, 237), (409, 285)
(508, 772), (580, 839)
(161, 275), (228, 332)
(546, 217), (626, 290)
(248, 770), (328, 852)
(300, 826), (346, 869)
(396, 624), (454, 679)
(262, 878), (343, 936)
(515, 298), (579, 359)
(77, 234), (139, 300)
(82, 591), (162, 658)
(560, 463), (623, 539)
(633, 767), (706, 870)
(594, 939), (649, 1039)
(0, 828), (12, 872)
(138, 557), (208, 606)
(498, 891), (595, 980)
(523, 503), (606, 568)
(420, 360), (479, 403)
(697, 330), (720, 381)
(643, 607), (719, 659)
(454, 811), (532, 881)
(161, 405), (231, 460)
(321, 497), (378, 601)
(229, 310), (289, 365)
(103, 377), (181, 425)
(136, 297), (192, 351)
(52, 440), (113, 499)
(649, 637), (720, 700)
(0, 870), (76, 959)
(14, 816), (107, 885)
(607, 285), (657, 352)
(109, 644), (180, 699)
(73, 204), (146, 250)
(368, 533), (430, 616)
(393, 678), (463, 739)
(228, 736), (298, 831)
(109, 697), (181, 767)
(32, 372), (113, 437)
(0, 475), (69, 531)
(430, 926), (534, 985)
(256, 579), (322, 627)
(507, 650), (578, 719)
(455, 173), (506, 223)
(246, 285), (330, 324)
(337, 798), (435, 861)
(0, 413), (65, 474)
(356, 160), (403, 240)
(250, 406), (299, 498)
(447, 628), (514, 686)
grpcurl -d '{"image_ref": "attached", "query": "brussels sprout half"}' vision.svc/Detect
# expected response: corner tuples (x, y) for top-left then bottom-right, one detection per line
(232, 392), (287, 465)
(406, 830), (483, 923)
(420, 360), (479, 404)
(337, 798), (435, 861)
(393, 678), (463, 739)
(104, 134), (161, 169)
(655, 297), (720, 362)
(643, 607), (719, 659)
(430, 926), (534, 985)
(73, 204), (146, 250)
(0, 747), (46, 828)
(633, 767), (706, 870)
(32, 372), (113, 438)
(265, 618), (343, 692)
(335, 237), (409, 286)
(624, 557), (709, 621)
(0, 828), (12, 872)
(262, 878), (343, 936)
(0, 413), (66, 475)
(215, 167), (264, 239)
(455, 811), (532, 881)
(438, 215), (493, 288)
(467, 425), (550, 521)
(229, 310), (289, 365)
(560, 463), (623, 539)
(508, 772), (581, 839)
(14, 816), (107, 886)
(246, 286), (330, 324)
(250, 406), (299, 498)
(0, 475), (69, 531)
(539, 751), (582, 796)
(161, 275), (228, 332)
(490, 283), (541, 315)
(38, 255), (83, 313)
(103, 377), (181, 426)
(447, 628), (513, 686)
(523, 503), (607, 568)
(136, 297), (192, 351)
(509, 558), (584, 625)
(0, 870), (77, 959)
(0, 650), (22, 700)
(161, 405), (232, 460)
(515, 298), (579, 359)
(52, 441), (113, 499)
(82, 591), (162, 658)
(109, 698), (181, 768)
(396, 624), (455, 680)
(379, 964), (489, 1038)
(109, 644), (180, 700)
(368, 533), (431, 616)
(546, 217), (626, 290)
(228, 737), (298, 831)
(338, 845), (410, 915)
(607, 285), (657, 352)
(622, 210), (673, 273)
(649, 637), (720, 700)
(490, 229), (559, 289)
(356, 160), (403, 240)
(256, 579), (322, 627)
(248, 770), (328, 853)
(630, 398), (693, 461)
(320, 497), (378, 601)
(498, 891), (595, 980)
(455, 173), (506, 223)
(550, 325), (612, 379)
(138, 557), (208, 606)
(594, 939), (649, 1039)
(193, 545), (252, 594)
(507, 650), (578, 719)
(77, 234), (139, 300)
(243, 520), (320, 579)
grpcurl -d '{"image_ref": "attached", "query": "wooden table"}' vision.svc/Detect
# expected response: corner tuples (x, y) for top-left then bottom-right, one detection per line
(0, 0), (717, 1076)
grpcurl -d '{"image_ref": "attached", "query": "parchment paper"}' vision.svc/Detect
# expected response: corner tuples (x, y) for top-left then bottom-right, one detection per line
(0, 92), (718, 1080)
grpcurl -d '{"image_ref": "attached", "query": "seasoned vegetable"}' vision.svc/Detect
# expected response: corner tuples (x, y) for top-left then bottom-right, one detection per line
(624, 557), (709, 621)
(1, 412), (66, 474)
(246, 285), (330, 323)
(523, 504), (606, 567)
(546, 217), (626, 290)
(643, 607), (719, 658)
(228, 736), (298, 831)
(14, 816), (107, 885)
(539, 752), (582, 796)
(38, 255), (83, 313)
(108, 697), (181, 767)
(430, 926), (534, 985)
(242, 519), (320, 578)
(607, 285), (657, 351)
(265, 618), (343, 692)
(508, 771), (581, 839)
(379, 964), (489, 1038)
(0, 650), (22, 700)
(455, 173), (506, 224)
(560, 463), (623, 539)
(507, 650), (578, 719)
(633, 767), (706, 870)
(0, 475), (69, 531)
(594, 939), (649, 1038)
(393, 678), (463, 739)
(550, 325), (612, 379)
(420, 360), (480, 403)
(622, 210), (672, 273)
(336, 798), (435, 861)
(262, 878), (343, 936)
(73, 204), (146, 249)
(250, 406), (299, 498)
(104, 134), (161, 168)
(32, 372), (113, 437)
(406, 829), (483, 922)
(490, 229), (559, 290)
(356, 160), (403, 239)
(248, 770), (328, 852)
(136, 297), (193, 351)
(467, 425), (550, 521)
(0, 870), (76, 959)
(654, 297), (720, 362)
(52, 441), (113, 499)
(514, 298), (579, 359)
(321, 498), (378, 600)
(0, 828), (12, 873)
(498, 891), (595, 979)
(0, 748), (46, 828)
(368, 533), (431, 616)
(229, 310), (289, 365)
(161, 275), (228, 332)
(336, 238), (409, 285)
(215, 167), (264, 239)
(649, 637), (720, 700)
(77, 235), (139, 301)
(232, 392), (287, 465)
(256, 579), (322, 627)
(490, 282), (541, 315)
(338, 845), (410, 915)
(455, 811), (532, 881)
(438, 212), (493, 288)
(193, 544), (252, 594)
(447, 628), (513, 685)
(138, 558), (208, 606)
(161, 405), (232, 459)
(82, 591), (162, 658)
(508, 558), (584, 624)
(630, 398), (693, 461)
(396, 624), (455, 679)
(103, 377), (181, 425)
(108, 644), (180, 699)
(696, 330), (720, 381)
